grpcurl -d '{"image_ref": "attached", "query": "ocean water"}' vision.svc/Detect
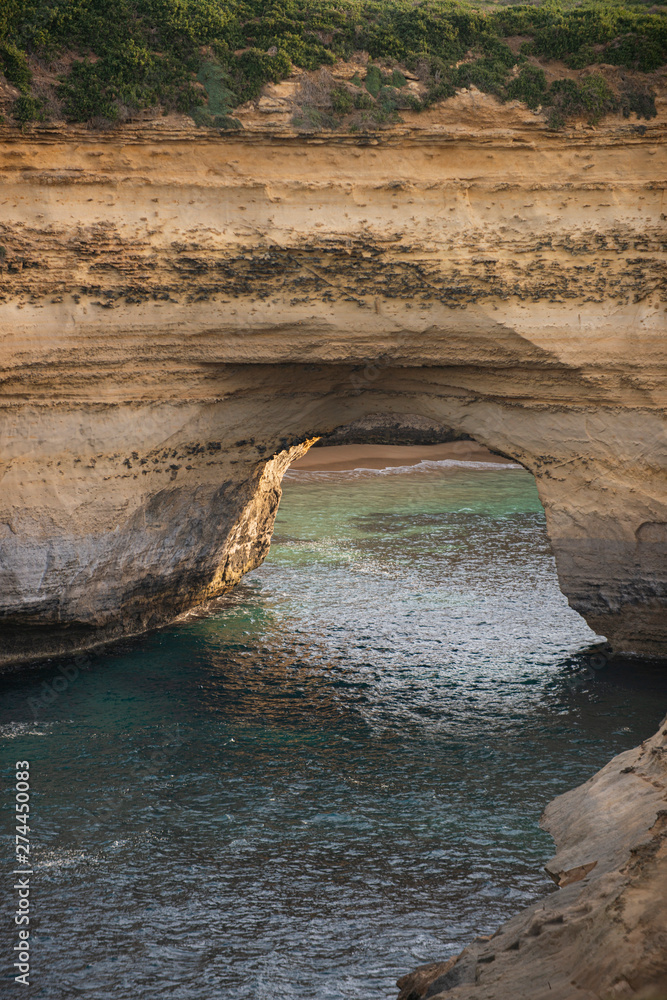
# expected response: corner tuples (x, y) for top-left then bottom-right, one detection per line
(2, 460), (666, 999)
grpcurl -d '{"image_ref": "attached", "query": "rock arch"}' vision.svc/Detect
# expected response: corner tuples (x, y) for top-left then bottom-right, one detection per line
(1, 362), (664, 666)
(0, 125), (665, 666)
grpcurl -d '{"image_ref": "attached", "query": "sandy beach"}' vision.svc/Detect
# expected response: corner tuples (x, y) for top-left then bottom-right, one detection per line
(290, 441), (511, 471)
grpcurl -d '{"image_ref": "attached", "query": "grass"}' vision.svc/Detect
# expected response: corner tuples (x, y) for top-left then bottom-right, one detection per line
(0, 0), (664, 129)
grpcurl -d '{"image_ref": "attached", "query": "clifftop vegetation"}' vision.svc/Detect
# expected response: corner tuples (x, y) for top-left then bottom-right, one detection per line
(1, 0), (665, 129)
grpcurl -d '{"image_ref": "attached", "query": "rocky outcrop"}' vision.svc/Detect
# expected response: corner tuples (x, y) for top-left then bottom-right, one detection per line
(0, 103), (666, 665)
(397, 718), (667, 1000)
(0, 95), (665, 1000)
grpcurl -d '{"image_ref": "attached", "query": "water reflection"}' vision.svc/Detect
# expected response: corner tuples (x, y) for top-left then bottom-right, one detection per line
(1, 461), (665, 1000)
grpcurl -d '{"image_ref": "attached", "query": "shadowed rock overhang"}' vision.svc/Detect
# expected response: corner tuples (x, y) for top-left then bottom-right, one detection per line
(0, 113), (665, 666)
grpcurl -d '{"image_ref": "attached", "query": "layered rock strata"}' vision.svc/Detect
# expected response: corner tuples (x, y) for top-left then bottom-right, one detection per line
(0, 96), (666, 1000)
(0, 105), (665, 664)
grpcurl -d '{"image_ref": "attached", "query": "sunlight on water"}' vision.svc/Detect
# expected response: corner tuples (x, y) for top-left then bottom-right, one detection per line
(2, 462), (666, 999)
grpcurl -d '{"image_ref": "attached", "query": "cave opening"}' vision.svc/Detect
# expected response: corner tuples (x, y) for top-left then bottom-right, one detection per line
(3, 417), (667, 999)
(195, 419), (663, 997)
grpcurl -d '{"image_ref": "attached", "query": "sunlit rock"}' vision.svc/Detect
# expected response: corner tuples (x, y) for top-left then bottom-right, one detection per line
(0, 112), (665, 664)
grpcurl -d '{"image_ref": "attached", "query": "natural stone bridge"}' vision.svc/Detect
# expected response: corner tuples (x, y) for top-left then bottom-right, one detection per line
(0, 116), (665, 666)
(1, 109), (667, 999)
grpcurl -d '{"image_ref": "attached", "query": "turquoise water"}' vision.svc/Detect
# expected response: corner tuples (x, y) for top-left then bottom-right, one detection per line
(2, 460), (666, 999)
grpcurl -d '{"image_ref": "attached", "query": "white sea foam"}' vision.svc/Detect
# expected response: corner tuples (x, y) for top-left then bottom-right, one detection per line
(285, 458), (521, 479)
(0, 721), (62, 738)
(34, 849), (93, 870)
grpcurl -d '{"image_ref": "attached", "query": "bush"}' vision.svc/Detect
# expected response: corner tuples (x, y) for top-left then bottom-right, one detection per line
(505, 5), (667, 71)
(603, 32), (666, 72)
(547, 74), (619, 127)
(619, 83), (657, 120)
(0, 41), (31, 91)
(566, 44), (597, 70)
(423, 78), (456, 107)
(354, 91), (375, 110)
(505, 64), (547, 110)
(292, 105), (338, 131)
(455, 57), (508, 97)
(0, 0), (665, 128)
(231, 48), (292, 103)
(297, 68), (335, 107)
(365, 64), (382, 97)
(331, 85), (354, 114)
(58, 61), (119, 122)
(198, 61), (233, 108)
(191, 106), (241, 129)
(12, 94), (43, 124)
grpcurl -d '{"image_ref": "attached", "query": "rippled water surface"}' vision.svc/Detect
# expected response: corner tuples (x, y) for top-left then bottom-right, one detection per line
(2, 460), (666, 999)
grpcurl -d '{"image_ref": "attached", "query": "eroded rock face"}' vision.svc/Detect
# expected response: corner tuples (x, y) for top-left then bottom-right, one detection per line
(396, 718), (667, 1000)
(1, 105), (665, 1000)
(0, 112), (665, 664)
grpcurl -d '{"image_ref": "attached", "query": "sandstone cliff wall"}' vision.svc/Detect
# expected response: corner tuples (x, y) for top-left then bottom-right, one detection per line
(0, 107), (665, 664)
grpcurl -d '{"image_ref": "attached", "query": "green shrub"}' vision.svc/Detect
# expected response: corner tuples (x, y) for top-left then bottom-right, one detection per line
(547, 74), (619, 127)
(480, 36), (516, 69)
(191, 106), (241, 128)
(197, 60), (235, 115)
(365, 64), (382, 97)
(423, 78), (456, 107)
(331, 85), (354, 114)
(292, 105), (337, 131)
(619, 83), (657, 120)
(0, 0), (665, 128)
(12, 94), (43, 124)
(354, 91), (375, 110)
(566, 44), (597, 70)
(505, 63), (548, 110)
(455, 57), (508, 97)
(603, 32), (666, 72)
(231, 48), (292, 103)
(0, 41), (31, 91)
(377, 83), (417, 111)
(58, 61), (119, 122)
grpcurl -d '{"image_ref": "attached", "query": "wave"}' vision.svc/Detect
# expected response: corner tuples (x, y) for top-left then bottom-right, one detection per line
(0, 721), (62, 738)
(284, 458), (522, 479)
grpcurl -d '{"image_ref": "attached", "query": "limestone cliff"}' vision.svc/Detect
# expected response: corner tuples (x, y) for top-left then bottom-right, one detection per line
(1, 93), (666, 1000)
(0, 99), (665, 663)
